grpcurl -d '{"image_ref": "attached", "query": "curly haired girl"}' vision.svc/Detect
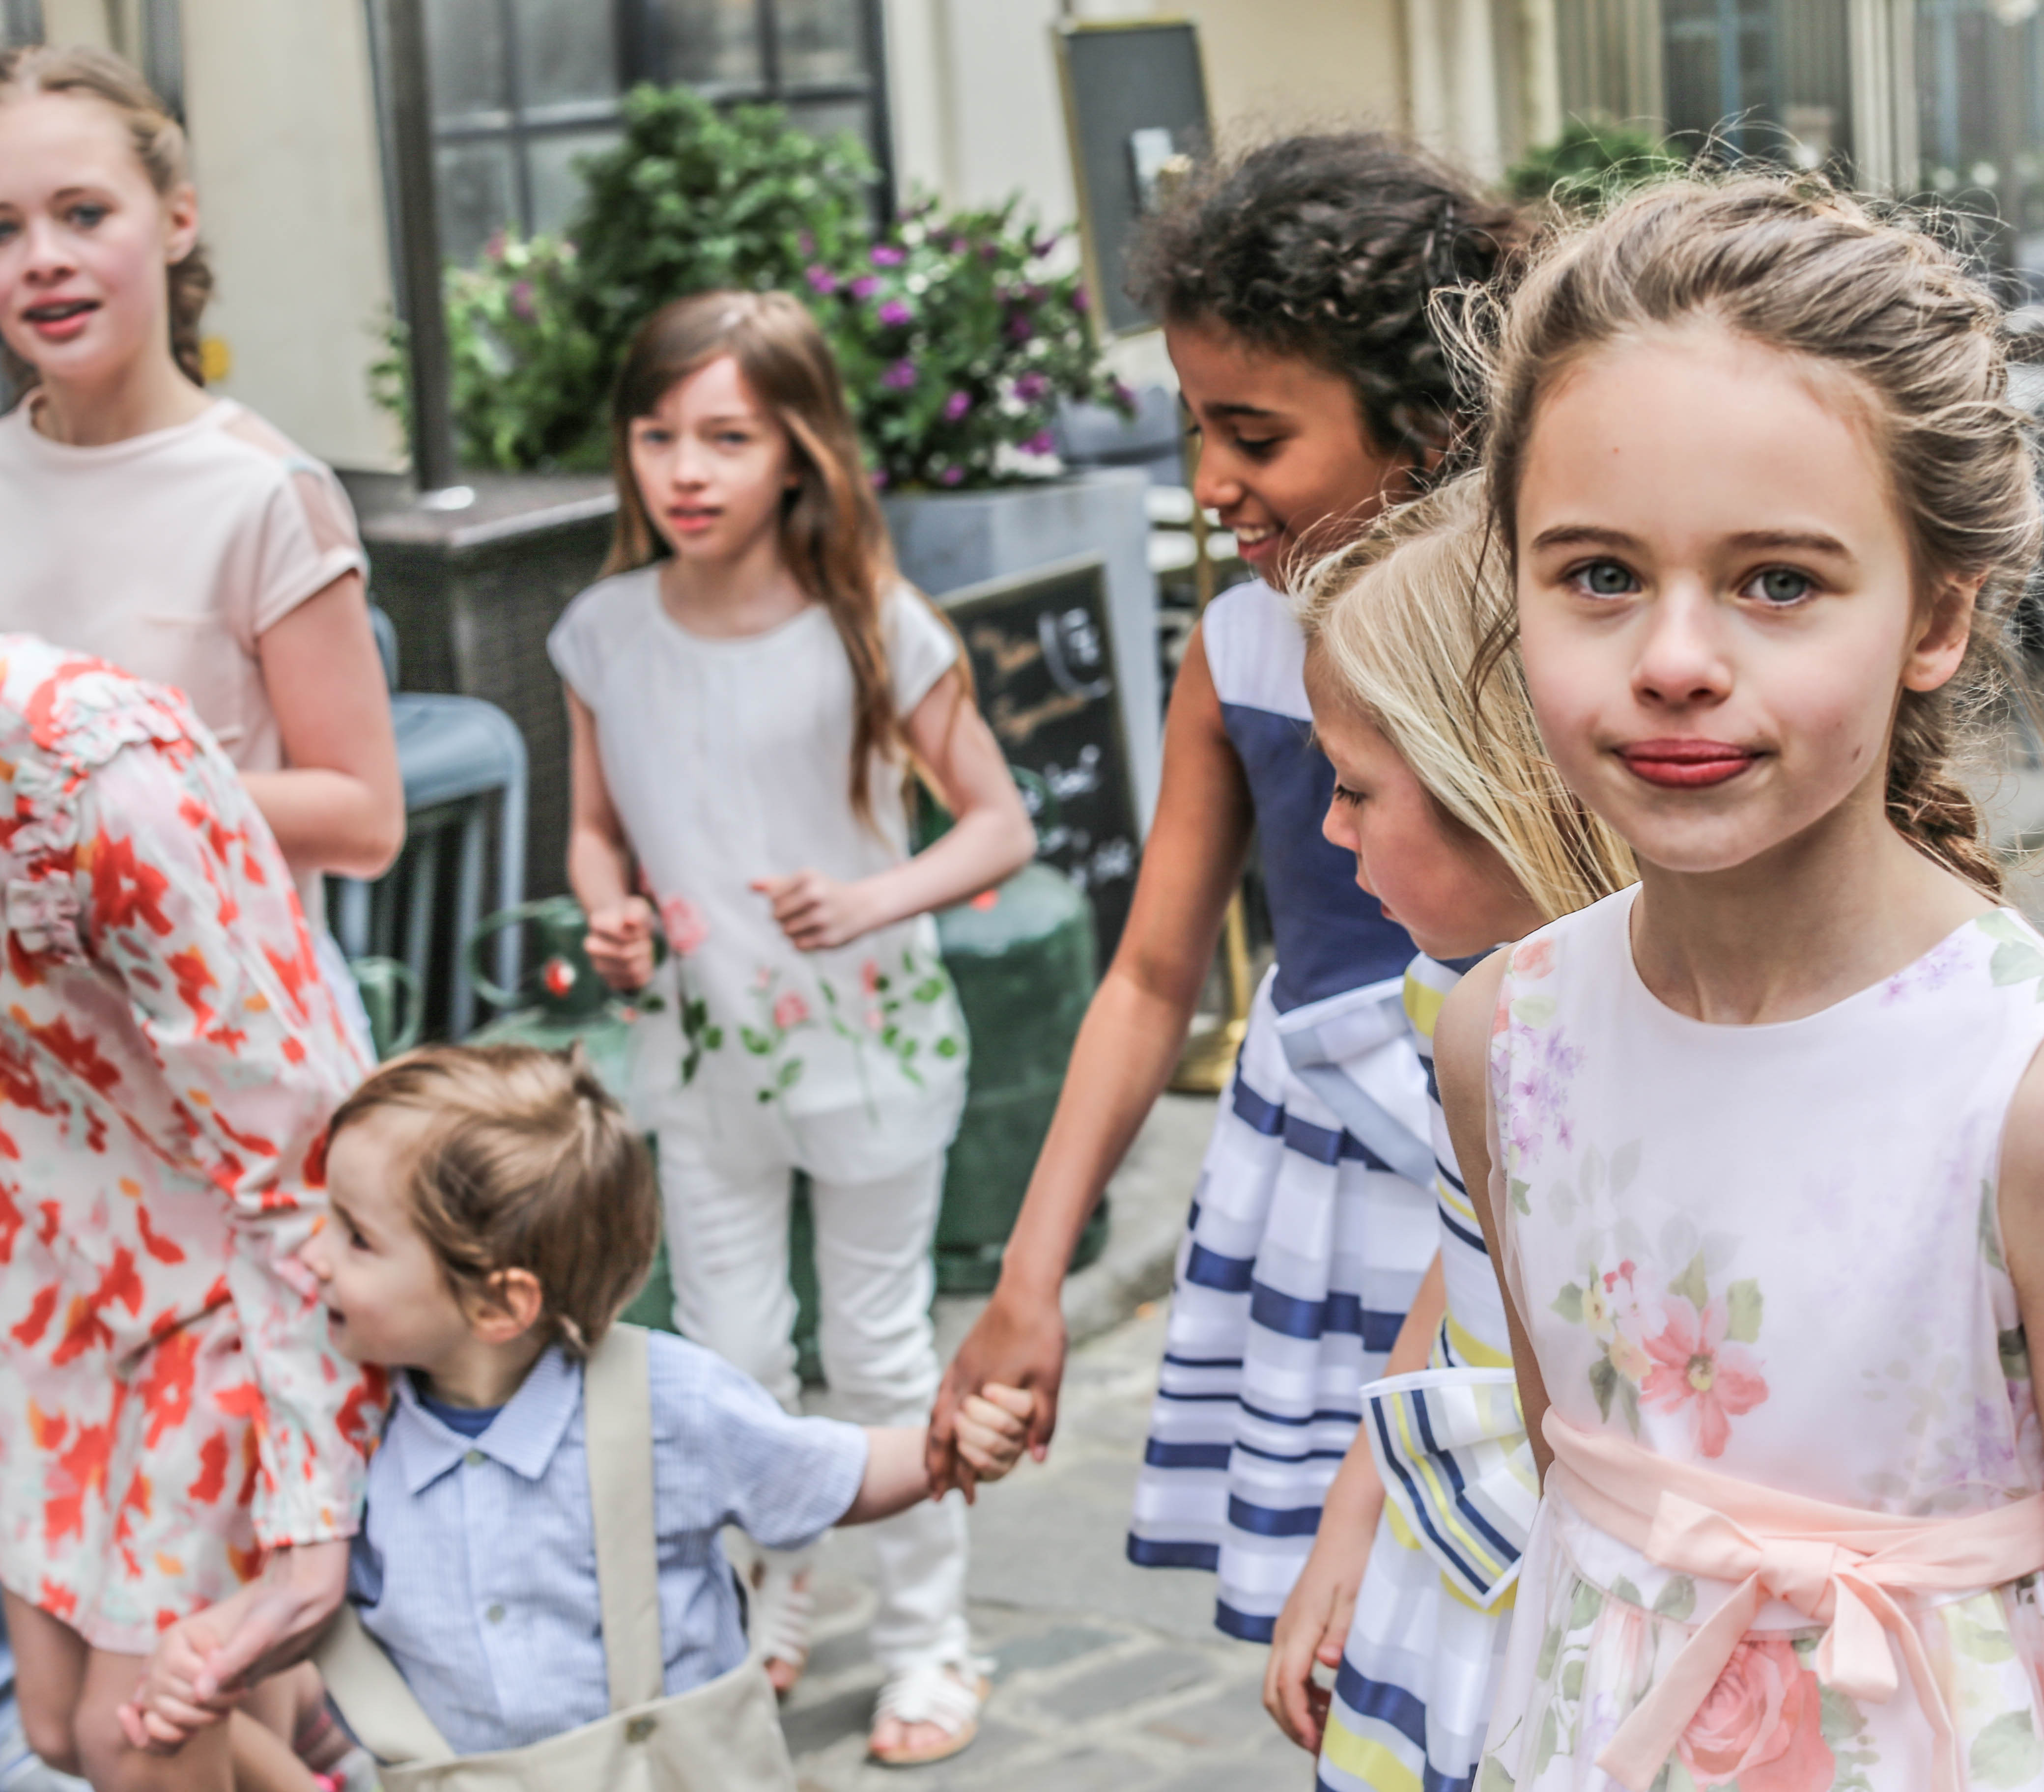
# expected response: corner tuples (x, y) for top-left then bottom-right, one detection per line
(928, 131), (1524, 1643)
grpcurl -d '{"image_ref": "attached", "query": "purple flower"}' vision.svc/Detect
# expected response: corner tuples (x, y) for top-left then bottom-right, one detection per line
(1108, 378), (1136, 409)
(1022, 429), (1056, 456)
(941, 466), (965, 486)
(850, 274), (880, 300)
(871, 244), (906, 266)
(1006, 313), (1035, 343)
(878, 297), (914, 327)
(510, 280), (536, 322)
(949, 236), (969, 255)
(1031, 234), (1059, 257)
(882, 358), (917, 391)
(806, 264), (839, 295)
(943, 391), (973, 422)
(485, 229), (508, 263)
(1013, 371), (1048, 404)
(1072, 284), (1090, 313)
(799, 229), (816, 254)
(870, 467), (890, 489)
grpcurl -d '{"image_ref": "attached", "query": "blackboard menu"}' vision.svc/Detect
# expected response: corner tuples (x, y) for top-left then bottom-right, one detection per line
(938, 555), (1141, 964)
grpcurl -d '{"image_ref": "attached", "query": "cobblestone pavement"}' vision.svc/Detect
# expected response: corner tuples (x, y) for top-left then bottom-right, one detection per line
(786, 1302), (1315, 1791)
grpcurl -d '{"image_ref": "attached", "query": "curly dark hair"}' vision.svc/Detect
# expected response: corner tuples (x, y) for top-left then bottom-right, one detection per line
(1126, 133), (1522, 461)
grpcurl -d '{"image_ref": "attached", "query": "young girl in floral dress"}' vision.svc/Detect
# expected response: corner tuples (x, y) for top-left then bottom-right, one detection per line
(0, 639), (379, 1791)
(1440, 175), (2044, 1791)
(550, 290), (1034, 1766)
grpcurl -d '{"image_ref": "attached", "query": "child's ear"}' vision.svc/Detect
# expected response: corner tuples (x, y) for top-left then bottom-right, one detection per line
(468, 1268), (546, 1345)
(1902, 572), (1982, 695)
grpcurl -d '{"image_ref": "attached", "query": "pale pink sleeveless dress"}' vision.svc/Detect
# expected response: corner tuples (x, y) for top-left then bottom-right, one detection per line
(1482, 887), (2044, 1792)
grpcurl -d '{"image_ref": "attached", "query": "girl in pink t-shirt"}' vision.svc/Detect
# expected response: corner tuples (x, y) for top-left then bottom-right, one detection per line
(0, 45), (402, 932)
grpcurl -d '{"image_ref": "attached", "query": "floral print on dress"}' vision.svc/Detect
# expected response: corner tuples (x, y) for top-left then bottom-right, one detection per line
(0, 640), (380, 1653)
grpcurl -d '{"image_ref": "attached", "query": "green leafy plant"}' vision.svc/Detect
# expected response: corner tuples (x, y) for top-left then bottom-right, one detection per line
(812, 194), (1128, 489)
(1507, 118), (1685, 211)
(373, 87), (1125, 486)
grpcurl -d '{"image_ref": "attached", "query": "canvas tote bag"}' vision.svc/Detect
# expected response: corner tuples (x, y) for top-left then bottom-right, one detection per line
(315, 1324), (798, 1791)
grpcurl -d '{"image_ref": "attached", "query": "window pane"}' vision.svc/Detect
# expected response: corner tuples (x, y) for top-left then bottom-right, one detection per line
(436, 140), (518, 264)
(777, 0), (867, 87)
(785, 96), (869, 148)
(657, 0), (762, 89)
(426, 0), (510, 126)
(528, 129), (621, 236)
(513, 0), (620, 108)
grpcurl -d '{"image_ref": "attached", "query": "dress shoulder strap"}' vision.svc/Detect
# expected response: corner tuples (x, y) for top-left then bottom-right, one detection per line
(583, 1321), (665, 1711)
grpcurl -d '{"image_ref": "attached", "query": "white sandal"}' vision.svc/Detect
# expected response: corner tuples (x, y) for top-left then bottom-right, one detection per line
(748, 1559), (814, 1697)
(868, 1661), (991, 1768)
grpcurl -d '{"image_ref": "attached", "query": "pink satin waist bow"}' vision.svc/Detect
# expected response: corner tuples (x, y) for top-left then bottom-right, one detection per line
(1541, 1410), (2044, 1792)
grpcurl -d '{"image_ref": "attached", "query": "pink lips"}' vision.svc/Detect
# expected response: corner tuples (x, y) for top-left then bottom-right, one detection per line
(1618, 738), (1759, 788)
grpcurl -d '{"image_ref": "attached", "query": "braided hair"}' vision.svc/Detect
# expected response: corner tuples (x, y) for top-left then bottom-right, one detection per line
(1125, 133), (1524, 462)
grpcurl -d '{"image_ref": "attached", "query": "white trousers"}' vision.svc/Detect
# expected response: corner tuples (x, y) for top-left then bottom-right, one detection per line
(655, 1115), (970, 1675)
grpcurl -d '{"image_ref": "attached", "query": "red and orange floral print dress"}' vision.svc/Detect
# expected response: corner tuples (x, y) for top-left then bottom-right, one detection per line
(0, 638), (380, 1653)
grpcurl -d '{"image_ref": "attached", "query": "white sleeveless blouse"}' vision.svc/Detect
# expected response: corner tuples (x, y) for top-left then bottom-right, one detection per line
(1481, 887), (2044, 1792)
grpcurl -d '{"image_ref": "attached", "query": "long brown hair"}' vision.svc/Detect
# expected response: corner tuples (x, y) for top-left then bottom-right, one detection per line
(604, 290), (953, 826)
(1464, 173), (2042, 894)
(0, 44), (212, 393)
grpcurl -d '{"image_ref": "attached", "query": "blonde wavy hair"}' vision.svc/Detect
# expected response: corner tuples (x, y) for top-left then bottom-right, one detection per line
(1297, 472), (1635, 921)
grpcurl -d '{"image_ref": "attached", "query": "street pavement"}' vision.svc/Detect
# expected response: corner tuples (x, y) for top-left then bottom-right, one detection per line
(787, 1302), (1312, 1791)
(785, 1078), (1315, 1792)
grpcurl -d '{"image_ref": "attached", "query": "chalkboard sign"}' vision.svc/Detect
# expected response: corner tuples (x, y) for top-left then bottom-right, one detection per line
(938, 554), (1140, 964)
(1055, 19), (1212, 338)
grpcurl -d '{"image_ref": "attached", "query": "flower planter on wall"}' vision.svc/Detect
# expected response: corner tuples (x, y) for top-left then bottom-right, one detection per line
(882, 466), (1162, 828)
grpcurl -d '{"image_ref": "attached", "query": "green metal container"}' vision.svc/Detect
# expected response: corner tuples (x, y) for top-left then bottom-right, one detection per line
(931, 861), (1103, 1291)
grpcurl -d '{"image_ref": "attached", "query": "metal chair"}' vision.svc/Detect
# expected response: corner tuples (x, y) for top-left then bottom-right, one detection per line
(328, 606), (528, 1038)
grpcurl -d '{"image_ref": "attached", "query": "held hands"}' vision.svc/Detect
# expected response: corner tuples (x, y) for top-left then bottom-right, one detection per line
(751, 871), (881, 953)
(926, 1285), (1066, 1499)
(117, 1540), (350, 1754)
(585, 896), (657, 991)
(950, 1383), (1036, 1499)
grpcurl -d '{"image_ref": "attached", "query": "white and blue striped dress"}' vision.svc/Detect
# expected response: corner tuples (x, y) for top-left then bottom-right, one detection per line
(1125, 578), (1435, 1640)
(1316, 952), (1535, 1792)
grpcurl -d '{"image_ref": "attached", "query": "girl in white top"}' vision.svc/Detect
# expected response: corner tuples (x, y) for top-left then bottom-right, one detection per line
(0, 47), (401, 937)
(548, 289), (1034, 1768)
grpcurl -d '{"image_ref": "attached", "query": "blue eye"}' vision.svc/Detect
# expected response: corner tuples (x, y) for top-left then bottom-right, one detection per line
(1746, 567), (1814, 606)
(68, 203), (108, 230)
(1570, 560), (1637, 598)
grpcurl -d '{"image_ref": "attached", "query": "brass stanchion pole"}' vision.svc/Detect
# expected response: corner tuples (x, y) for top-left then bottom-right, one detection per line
(1170, 392), (1255, 1094)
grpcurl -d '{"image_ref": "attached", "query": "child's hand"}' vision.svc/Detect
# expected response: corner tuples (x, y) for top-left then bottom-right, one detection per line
(953, 1383), (1034, 1487)
(586, 896), (657, 991)
(117, 1611), (234, 1753)
(751, 871), (880, 952)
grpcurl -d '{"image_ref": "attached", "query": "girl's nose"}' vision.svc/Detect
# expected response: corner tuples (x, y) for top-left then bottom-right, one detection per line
(1320, 795), (1356, 851)
(1189, 437), (1241, 516)
(1633, 584), (1733, 711)
(20, 216), (75, 282)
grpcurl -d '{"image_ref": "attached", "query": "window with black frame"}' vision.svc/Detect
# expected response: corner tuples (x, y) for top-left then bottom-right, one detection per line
(1658, 0), (1852, 169)
(415, 0), (890, 266)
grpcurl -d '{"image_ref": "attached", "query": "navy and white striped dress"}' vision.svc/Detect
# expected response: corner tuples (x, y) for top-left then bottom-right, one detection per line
(1125, 577), (1434, 1640)
(1317, 952), (1535, 1792)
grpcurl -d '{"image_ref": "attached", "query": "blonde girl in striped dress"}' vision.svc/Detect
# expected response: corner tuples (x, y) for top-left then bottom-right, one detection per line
(1277, 475), (1634, 1792)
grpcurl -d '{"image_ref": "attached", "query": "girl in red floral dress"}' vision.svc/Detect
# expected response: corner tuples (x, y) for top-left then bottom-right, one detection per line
(0, 639), (379, 1789)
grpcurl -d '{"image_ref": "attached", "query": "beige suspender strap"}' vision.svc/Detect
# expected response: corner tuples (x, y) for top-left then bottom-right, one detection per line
(582, 1321), (666, 1712)
(313, 1604), (460, 1766)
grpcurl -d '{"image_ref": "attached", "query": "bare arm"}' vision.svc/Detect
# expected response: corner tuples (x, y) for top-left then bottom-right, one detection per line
(1264, 1254), (1446, 1751)
(927, 626), (1254, 1489)
(244, 571), (404, 880)
(844, 1387), (1034, 1523)
(564, 687), (658, 990)
(755, 666), (1036, 950)
(1437, 953), (1554, 1483)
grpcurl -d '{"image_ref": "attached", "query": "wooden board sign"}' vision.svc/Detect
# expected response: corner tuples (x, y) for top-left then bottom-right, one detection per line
(937, 554), (1140, 964)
